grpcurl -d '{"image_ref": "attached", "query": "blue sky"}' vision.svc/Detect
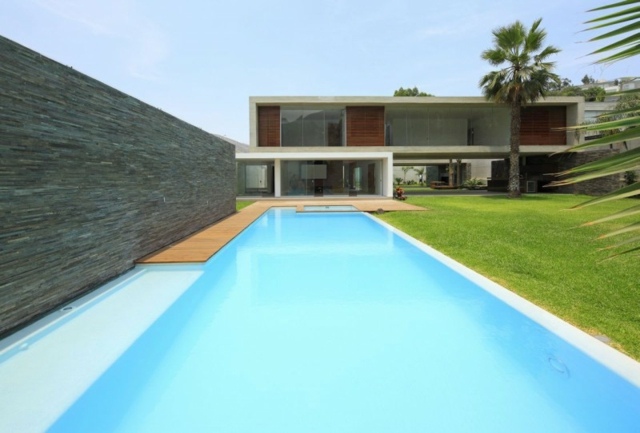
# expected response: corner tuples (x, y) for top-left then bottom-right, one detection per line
(1, 0), (636, 143)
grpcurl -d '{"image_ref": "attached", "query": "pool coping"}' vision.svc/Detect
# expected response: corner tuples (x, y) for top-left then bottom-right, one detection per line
(136, 198), (425, 264)
(369, 213), (640, 389)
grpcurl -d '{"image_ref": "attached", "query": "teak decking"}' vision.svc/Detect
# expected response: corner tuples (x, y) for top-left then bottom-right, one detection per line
(136, 199), (425, 264)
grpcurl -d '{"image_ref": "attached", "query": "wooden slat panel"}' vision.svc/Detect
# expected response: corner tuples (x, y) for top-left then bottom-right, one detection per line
(346, 106), (385, 146)
(258, 106), (280, 147)
(520, 106), (566, 145)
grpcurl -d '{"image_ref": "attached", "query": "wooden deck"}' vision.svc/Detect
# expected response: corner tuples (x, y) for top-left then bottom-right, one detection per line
(136, 198), (425, 264)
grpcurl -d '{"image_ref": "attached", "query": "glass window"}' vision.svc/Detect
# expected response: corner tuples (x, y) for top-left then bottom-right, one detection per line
(386, 106), (515, 147)
(280, 159), (380, 196)
(281, 108), (344, 147)
(281, 109), (303, 147)
(325, 109), (343, 147)
(386, 108), (408, 146)
(302, 110), (325, 147)
(407, 108), (428, 146)
(237, 161), (275, 197)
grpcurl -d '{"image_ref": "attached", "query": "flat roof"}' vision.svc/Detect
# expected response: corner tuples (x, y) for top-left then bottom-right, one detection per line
(250, 95), (584, 106)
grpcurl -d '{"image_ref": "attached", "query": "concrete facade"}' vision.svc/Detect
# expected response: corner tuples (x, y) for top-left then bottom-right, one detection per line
(249, 96), (584, 159)
(0, 36), (236, 337)
(241, 96), (583, 197)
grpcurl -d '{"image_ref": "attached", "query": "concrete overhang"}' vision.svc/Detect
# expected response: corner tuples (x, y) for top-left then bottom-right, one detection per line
(391, 145), (569, 160)
(238, 145), (569, 160)
(250, 96), (583, 107)
(236, 150), (393, 161)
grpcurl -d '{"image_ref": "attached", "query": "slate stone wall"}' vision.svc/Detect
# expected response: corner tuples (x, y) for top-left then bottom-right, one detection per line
(556, 149), (624, 195)
(0, 36), (236, 337)
(490, 149), (623, 194)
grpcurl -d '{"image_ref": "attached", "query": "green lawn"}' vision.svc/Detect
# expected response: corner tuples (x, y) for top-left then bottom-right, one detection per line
(236, 200), (254, 211)
(377, 194), (640, 360)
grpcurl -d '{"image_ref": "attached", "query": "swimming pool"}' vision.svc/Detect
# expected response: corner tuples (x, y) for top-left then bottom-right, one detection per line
(1, 208), (639, 432)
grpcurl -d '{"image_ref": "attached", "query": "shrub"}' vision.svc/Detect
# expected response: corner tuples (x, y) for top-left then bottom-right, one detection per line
(462, 178), (485, 189)
(624, 171), (637, 186)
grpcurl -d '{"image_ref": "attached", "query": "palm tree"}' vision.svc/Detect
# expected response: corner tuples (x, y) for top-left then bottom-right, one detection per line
(401, 166), (413, 183)
(413, 167), (426, 185)
(548, 0), (640, 257)
(479, 18), (560, 198)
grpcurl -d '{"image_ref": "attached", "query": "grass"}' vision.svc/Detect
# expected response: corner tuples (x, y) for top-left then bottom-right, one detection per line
(399, 185), (433, 194)
(377, 194), (640, 360)
(236, 200), (254, 211)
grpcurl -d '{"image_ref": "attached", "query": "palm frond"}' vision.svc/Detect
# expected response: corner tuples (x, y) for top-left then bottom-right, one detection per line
(586, 1), (640, 62)
(558, 122), (640, 151)
(596, 105), (640, 117)
(566, 0), (640, 256)
(598, 221), (640, 238)
(583, 204), (640, 225)
(599, 235), (640, 250)
(553, 147), (640, 177)
(590, 32), (640, 57)
(585, 12), (640, 30)
(587, 7), (640, 27)
(569, 183), (640, 209)
(601, 244), (640, 259)
(551, 164), (636, 185)
(579, 114), (640, 130)
(588, 0), (640, 11)
(594, 43), (640, 63)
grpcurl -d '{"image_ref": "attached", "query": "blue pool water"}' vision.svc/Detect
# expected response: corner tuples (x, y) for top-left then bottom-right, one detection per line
(3, 208), (640, 432)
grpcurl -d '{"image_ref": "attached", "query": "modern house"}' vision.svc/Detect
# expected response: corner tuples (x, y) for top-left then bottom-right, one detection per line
(237, 96), (584, 197)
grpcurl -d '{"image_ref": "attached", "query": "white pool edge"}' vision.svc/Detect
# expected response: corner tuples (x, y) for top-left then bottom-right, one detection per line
(0, 264), (206, 433)
(368, 212), (640, 389)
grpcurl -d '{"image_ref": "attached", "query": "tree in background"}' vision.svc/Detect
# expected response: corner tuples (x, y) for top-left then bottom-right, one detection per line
(393, 87), (433, 96)
(582, 74), (597, 85)
(413, 167), (426, 185)
(597, 93), (640, 133)
(583, 86), (607, 102)
(401, 166), (414, 183)
(548, 77), (573, 91)
(549, 0), (640, 257)
(479, 18), (561, 197)
(547, 77), (606, 101)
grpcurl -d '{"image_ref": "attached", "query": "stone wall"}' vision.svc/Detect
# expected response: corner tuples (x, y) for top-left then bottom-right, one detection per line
(0, 36), (236, 337)
(490, 149), (623, 194)
(556, 149), (624, 195)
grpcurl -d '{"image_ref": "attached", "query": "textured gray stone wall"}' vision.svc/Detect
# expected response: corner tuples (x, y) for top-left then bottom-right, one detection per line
(490, 150), (623, 195)
(0, 36), (236, 337)
(556, 149), (624, 195)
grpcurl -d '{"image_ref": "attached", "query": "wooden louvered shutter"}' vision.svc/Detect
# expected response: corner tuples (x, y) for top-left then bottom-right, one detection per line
(520, 107), (566, 145)
(346, 106), (385, 146)
(258, 106), (280, 147)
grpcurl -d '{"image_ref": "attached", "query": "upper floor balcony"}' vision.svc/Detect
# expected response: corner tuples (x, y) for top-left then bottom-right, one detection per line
(249, 96), (583, 160)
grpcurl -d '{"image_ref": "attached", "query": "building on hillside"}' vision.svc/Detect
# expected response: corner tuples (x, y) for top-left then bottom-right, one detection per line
(579, 76), (640, 93)
(237, 96), (584, 197)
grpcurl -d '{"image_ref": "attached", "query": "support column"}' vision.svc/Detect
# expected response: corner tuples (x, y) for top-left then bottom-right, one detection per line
(274, 159), (282, 197)
(384, 156), (394, 197)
